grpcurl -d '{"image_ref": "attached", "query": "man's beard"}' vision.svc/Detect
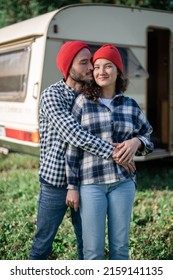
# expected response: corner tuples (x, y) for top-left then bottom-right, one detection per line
(69, 69), (93, 86)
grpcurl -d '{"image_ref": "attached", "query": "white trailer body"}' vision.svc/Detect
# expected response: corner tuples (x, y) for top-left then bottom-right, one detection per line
(0, 4), (172, 159)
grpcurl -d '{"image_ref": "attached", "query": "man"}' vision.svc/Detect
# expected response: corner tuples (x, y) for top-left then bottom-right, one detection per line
(29, 41), (135, 260)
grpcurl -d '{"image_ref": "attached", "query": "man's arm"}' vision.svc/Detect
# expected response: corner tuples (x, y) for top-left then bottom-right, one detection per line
(41, 87), (114, 160)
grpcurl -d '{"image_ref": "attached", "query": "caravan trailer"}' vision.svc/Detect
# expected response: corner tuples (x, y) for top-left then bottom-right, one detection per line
(0, 4), (173, 159)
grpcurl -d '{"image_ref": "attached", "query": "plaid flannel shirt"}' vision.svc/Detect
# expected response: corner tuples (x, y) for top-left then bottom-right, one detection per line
(39, 80), (114, 187)
(66, 93), (154, 188)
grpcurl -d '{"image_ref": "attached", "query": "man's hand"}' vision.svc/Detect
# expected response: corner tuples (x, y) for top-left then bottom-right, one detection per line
(66, 190), (80, 211)
(118, 159), (136, 173)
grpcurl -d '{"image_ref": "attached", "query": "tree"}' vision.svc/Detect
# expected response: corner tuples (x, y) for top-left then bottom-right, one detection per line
(0, 0), (39, 27)
(0, 0), (172, 28)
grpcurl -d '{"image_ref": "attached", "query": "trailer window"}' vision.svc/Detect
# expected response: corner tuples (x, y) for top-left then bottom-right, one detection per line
(89, 45), (148, 79)
(0, 46), (30, 102)
(119, 48), (148, 79)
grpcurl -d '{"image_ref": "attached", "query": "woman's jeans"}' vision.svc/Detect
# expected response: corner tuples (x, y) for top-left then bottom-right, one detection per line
(29, 183), (83, 260)
(80, 178), (136, 260)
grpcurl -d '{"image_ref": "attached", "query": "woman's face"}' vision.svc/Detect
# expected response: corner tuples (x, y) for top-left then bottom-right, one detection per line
(93, 58), (118, 89)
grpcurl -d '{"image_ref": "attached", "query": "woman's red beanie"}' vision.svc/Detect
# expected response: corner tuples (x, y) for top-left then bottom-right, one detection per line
(92, 44), (123, 73)
(56, 41), (90, 80)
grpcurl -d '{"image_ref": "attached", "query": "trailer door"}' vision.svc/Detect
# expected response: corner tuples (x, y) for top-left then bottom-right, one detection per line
(147, 28), (171, 155)
(170, 40), (173, 154)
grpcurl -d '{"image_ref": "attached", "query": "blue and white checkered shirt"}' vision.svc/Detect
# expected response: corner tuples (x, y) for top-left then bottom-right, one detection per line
(66, 93), (153, 187)
(39, 80), (114, 187)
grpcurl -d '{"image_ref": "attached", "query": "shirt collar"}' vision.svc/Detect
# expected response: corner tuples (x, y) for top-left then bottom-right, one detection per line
(60, 79), (76, 96)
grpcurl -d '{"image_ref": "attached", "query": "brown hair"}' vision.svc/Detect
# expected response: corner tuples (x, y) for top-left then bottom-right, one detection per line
(82, 73), (129, 102)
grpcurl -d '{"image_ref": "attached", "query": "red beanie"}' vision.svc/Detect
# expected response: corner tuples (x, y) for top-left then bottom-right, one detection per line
(56, 41), (90, 80)
(92, 44), (123, 73)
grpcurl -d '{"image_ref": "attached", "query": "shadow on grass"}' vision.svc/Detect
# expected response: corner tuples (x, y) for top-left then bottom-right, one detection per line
(135, 157), (173, 191)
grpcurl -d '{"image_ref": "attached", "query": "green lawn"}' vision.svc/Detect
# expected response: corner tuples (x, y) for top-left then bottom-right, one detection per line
(0, 153), (173, 260)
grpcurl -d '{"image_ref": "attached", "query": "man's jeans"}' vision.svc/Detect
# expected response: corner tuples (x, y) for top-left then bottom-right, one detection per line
(80, 178), (136, 260)
(29, 183), (83, 260)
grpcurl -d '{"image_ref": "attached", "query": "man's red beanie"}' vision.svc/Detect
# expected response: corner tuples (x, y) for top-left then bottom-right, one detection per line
(92, 44), (123, 73)
(56, 41), (90, 80)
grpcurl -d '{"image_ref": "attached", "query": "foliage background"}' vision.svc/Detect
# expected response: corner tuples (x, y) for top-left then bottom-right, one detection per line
(0, 0), (173, 28)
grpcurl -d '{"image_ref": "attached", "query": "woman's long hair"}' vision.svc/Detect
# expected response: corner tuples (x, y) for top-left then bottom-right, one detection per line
(82, 72), (129, 102)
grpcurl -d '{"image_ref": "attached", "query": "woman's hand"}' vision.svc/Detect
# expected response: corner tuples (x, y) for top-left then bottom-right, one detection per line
(111, 138), (142, 165)
(66, 190), (80, 211)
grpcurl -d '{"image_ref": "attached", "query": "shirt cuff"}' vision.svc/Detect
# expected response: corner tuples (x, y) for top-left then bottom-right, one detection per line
(67, 184), (80, 191)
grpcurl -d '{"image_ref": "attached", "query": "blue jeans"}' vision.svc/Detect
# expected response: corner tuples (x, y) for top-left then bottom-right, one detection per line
(80, 179), (136, 260)
(29, 183), (83, 260)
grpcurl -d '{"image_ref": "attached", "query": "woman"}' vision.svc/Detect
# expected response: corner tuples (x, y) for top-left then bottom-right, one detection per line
(66, 44), (153, 260)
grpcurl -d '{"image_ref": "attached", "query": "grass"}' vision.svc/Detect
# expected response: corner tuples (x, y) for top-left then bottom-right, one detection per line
(0, 152), (173, 260)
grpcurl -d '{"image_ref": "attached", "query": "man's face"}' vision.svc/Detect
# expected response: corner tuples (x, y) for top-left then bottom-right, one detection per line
(69, 48), (93, 84)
